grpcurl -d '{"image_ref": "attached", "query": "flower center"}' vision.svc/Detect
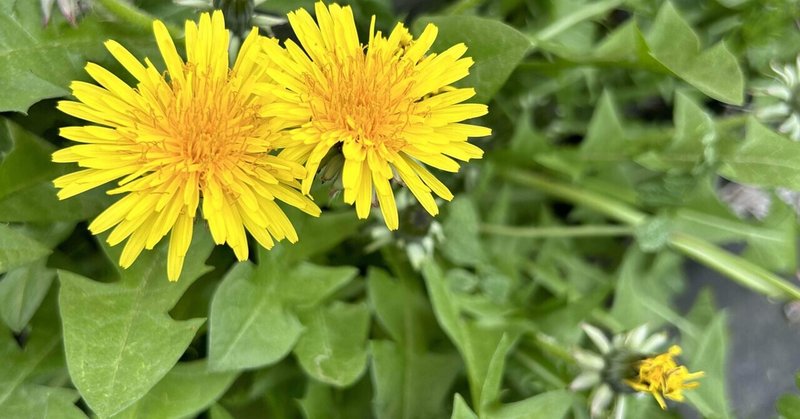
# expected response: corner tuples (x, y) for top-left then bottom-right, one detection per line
(307, 53), (414, 151)
(158, 67), (263, 176)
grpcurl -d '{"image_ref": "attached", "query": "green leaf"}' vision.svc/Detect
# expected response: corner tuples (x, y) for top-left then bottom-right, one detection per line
(0, 0), (150, 113)
(592, 20), (660, 68)
(208, 246), (357, 372)
(0, 182), (112, 222)
(0, 292), (86, 419)
(208, 262), (303, 372)
(277, 263), (359, 309)
(281, 210), (361, 265)
(110, 361), (237, 419)
(580, 91), (626, 158)
(0, 119), (58, 199)
(58, 226), (214, 418)
(610, 248), (690, 331)
(371, 340), (462, 419)
(450, 394), (478, 419)
(294, 302), (370, 387)
(673, 205), (796, 273)
(486, 390), (573, 419)
(368, 267), (461, 419)
(718, 118), (800, 189)
(778, 390), (800, 419)
(0, 260), (55, 332)
(685, 314), (732, 419)
(0, 224), (51, 274)
(672, 92), (716, 164)
(441, 198), (487, 267)
(209, 403), (236, 419)
(634, 215), (672, 252)
(479, 334), (515, 413)
(367, 267), (436, 347)
(412, 16), (530, 103)
(646, 2), (744, 104)
(638, 92), (716, 172)
(422, 261), (505, 405)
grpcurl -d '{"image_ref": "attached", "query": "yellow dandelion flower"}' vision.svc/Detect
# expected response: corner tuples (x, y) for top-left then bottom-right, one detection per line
(626, 345), (704, 409)
(53, 11), (320, 281)
(259, 2), (491, 230)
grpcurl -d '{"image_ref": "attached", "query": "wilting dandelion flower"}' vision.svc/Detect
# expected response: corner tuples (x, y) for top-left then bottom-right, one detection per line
(756, 55), (800, 141)
(53, 12), (320, 281)
(626, 345), (704, 410)
(570, 324), (701, 417)
(260, 2), (491, 230)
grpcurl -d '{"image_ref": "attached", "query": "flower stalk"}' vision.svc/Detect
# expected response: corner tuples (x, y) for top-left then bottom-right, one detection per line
(502, 169), (800, 300)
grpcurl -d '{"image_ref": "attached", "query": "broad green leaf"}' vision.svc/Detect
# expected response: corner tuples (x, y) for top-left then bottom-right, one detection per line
(298, 381), (338, 419)
(673, 205), (796, 273)
(580, 91), (626, 157)
(479, 334), (515, 413)
(0, 0), (150, 113)
(371, 340), (462, 419)
(582, 5), (743, 104)
(209, 246), (357, 372)
(634, 215), (672, 252)
(592, 20), (661, 69)
(277, 263), (359, 309)
(208, 262), (303, 372)
(718, 118), (800, 189)
(778, 376), (800, 419)
(0, 260), (55, 332)
(209, 404), (235, 419)
(441, 198), (488, 267)
(298, 378), (374, 419)
(451, 394), (478, 419)
(422, 261), (505, 405)
(58, 227), (213, 418)
(0, 119), (57, 199)
(0, 386), (85, 419)
(0, 118), (110, 223)
(685, 314), (732, 419)
(412, 16), (530, 103)
(646, 2), (744, 104)
(0, 292), (86, 419)
(638, 92), (716, 172)
(368, 268), (461, 419)
(367, 267), (436, 348)
(610, 249), (691, 331)
(294, 302), (370, 387)
(0, 224), (51, 274)
(0, 182), (112, 222)
(672, 92), (716, 165)
(487, 390), (573, 419)
(281, 210), (361, 265)
(110, 361), (237, 419)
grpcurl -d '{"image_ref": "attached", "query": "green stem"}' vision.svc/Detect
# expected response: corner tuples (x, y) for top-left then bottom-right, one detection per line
(530, 332), (575, 364)
(95, 0), (182, 37)
(443, 0), (485, 15)
(504, 170), (646, 225)
(531, 0), (624, 47)
(512, 351), (567, 387)
(502, 169), (800, 300)
(481, 223), (634, 238)
(671, 232), (800, 299)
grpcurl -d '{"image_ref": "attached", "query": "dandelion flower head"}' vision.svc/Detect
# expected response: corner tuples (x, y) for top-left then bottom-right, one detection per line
(625, 345), (704, 409)
(53, 12), (320, 281)
(260, 2), (491, 230)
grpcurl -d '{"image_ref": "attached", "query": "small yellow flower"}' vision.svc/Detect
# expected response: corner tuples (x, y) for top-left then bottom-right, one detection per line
(53, 12), (320, 281)
(625, 345), (704, 409)
(260, 2), (491, 230)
